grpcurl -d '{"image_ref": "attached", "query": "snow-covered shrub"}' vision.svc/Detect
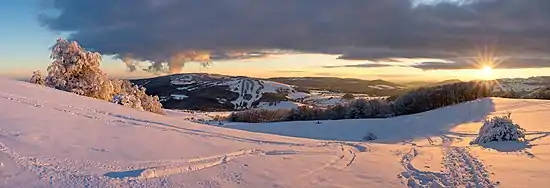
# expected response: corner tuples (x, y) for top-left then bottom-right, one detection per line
(29, 70), (45, 85)
(112, 79), (164, 114)
(471, 113), (526, 144)
(362, 132), (377, 141)
(342, 93), (355, 100)
(41, 38), (163, 114)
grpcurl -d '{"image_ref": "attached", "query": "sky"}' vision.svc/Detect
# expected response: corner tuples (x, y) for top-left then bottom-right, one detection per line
(2, 0), (550, 83)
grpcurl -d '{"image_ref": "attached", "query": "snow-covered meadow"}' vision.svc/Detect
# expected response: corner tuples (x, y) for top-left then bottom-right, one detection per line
(1, 77), (549, 187)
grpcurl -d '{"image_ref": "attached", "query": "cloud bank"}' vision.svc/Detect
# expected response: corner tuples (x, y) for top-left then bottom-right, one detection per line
(40, 0), (550, 72)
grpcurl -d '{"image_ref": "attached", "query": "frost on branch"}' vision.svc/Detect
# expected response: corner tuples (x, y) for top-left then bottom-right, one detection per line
(471, 113), (526, 144)
(29, 70), (45, 85)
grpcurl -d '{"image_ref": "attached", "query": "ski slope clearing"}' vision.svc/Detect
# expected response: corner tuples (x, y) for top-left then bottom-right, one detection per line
(226, 97), (550, 187)
(0, 78), (403, 187)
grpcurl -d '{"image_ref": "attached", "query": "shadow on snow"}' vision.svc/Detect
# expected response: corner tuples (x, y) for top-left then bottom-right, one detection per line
(225, 98), (496, 143)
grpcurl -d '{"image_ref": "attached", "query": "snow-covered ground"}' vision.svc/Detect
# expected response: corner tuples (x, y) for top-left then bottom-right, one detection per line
(1, 77), (549, 187)
(225, 98), (550, 187)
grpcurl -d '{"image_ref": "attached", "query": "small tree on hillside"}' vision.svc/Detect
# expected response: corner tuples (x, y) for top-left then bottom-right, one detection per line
(112, 79), (164, 114)
(45, 39), (114, 100)
(39, 38), (164, 114)
(29, 70), (45, 85)
(342, 93), (355, 100)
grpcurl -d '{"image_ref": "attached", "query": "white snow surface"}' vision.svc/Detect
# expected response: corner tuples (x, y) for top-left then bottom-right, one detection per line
(1, 77), (550, 187)
(170, 94), (189, 100)
(226, 98), (550, 187)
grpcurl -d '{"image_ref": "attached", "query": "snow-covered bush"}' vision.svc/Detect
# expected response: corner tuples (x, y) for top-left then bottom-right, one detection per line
(342, 93), (355, 100)
(112, 79), (164, 114)
(39, 38), (164, 114)
(29, 70), (45, 85)
(471, 113), (526, 144)
(362, 132), (377, 141)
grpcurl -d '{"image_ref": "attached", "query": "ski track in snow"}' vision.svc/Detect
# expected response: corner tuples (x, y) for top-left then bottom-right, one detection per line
(296, 142), (369, 187)
(0, 92), (371, 187)
(399, 135), (496, 188)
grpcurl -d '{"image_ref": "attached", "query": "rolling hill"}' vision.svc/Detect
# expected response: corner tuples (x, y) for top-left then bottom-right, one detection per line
(267, 77), (405, 95)
(131, 74), (399, 111)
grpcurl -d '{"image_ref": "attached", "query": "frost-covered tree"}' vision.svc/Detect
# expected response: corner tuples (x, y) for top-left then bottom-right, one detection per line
(29, 70), (45, 85)
(45, 39), (113, 100)
(40, 38), (164, 114)
(471, 113), (526, 144)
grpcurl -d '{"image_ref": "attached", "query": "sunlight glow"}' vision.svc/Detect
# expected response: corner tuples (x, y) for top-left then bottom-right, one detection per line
(467, 45), (506, 80)
(481, 65), (493, 80)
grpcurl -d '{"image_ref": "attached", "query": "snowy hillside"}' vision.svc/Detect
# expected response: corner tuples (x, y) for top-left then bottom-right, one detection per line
(2, 77), (550, 187)
(132, 73), (385, 111)
(132, 73), (310, 111)
(0, 78), (389, 187)
(493, 76), (550, 93)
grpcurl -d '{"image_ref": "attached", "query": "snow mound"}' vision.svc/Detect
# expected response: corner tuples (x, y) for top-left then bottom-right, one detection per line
(471, 113), (526, 144)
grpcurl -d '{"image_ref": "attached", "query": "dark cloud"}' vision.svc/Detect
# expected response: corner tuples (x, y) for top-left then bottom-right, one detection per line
(411, 57), (550, 70)
(40, 0), (550, 72)
(323, 63), (395, 68)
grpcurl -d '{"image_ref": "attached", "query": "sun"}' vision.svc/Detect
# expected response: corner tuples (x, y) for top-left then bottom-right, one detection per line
(480, 65), (494, 79)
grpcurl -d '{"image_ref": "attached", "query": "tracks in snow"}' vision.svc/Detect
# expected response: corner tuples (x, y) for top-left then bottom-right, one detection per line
(0, 92), (371, 185)
(107, 142), (365, 181)
(105, 149), (261, 180)
(440, 136), (495, 188)
(400, 136), (496, 188)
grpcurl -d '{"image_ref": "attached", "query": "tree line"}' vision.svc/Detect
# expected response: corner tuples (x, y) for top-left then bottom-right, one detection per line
(229, 81), (493, 123)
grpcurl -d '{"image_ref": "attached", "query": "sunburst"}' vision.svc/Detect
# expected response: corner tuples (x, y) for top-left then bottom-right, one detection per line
(466, 45), (507, 80)
(465, 44), (508, 91)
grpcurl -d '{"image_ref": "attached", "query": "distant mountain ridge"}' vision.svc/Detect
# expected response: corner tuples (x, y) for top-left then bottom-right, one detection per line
(266, 77), (405, 95)
(130, 74), (404, 111)
(131, 74), (550, 111)
(131, 73), (304, 111)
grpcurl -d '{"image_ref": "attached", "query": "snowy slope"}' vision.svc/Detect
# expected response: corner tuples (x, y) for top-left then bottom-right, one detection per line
(2, 77), (549, 187)
(0, 78), (400, 188)
(226, 98), (550, 187)
(135, 73), (306, 110)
